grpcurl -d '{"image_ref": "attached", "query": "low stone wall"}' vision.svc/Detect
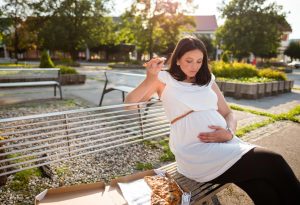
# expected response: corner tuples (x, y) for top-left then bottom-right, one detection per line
(59, 74), (86, 85)
(216, 80), (294, 99)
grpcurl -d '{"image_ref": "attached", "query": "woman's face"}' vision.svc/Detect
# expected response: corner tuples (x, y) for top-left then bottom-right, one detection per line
(177, 49), (203, 79)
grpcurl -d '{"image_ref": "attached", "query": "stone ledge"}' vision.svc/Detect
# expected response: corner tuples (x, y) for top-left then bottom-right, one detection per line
(59, 74), (86, 85)
(216, 80), (294, 99)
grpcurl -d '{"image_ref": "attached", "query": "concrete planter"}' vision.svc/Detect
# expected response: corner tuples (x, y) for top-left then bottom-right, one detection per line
(216, 80), (294, 99)
(257, 83), (266, 98)
(284, 80), (293, 92)
(222, 82), (236, 97)
(278, 81), (285, 93)
(264, 82), (273, 96)
(235, 83), (265, 99)
(215, 81), (224, 90)
(271, 81), (279, 95)
(60, 74), (86, 85)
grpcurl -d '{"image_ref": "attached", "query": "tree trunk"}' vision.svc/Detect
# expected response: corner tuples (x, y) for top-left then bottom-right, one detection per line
(14, 20), (19, 63)
(70, 49), (78, 62)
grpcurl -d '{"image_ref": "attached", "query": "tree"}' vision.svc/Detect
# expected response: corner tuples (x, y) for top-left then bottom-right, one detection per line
(32, 0), (111, 61)
(118, 0), (196, 60)
(216, 0), (291, 60)
(1, 0), (31, 61)
(284, 41), (300, 61)
(194, 34), (216, 60)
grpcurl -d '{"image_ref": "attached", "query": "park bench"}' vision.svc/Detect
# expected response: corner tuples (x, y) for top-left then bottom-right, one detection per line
(99, 71), (158, 106)
(0, 101), (227, 204)
(0, 68), (62, 99)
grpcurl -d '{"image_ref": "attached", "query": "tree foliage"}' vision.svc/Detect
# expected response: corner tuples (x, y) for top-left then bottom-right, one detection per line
(216, 0), (291, 60)
(31, 0), (112, 61)
(1, 0), (32, 60)
(194, 34), (216, 60)
(118, 0), (197, 60)
(284, 41), (300, 60)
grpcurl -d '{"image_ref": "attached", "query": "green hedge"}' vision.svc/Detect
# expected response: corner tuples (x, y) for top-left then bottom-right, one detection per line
(211, 61), (258, 78)
(211, 61), (287, 81)
(258, 68), (287, 81)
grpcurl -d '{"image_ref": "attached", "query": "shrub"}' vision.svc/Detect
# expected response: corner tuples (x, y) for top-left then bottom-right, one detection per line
(211, 61), (258, 79)
(221, 51), (230, 63)
(57, 65), (78, 74)
(39, 50), (55, 68)
(258, 68), (287, 81)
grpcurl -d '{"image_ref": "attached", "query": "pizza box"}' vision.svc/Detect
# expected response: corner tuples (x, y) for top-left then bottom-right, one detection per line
(35, 169), (190, 205)
(35, 181), (112, 205)
(107, 169), (191, 205)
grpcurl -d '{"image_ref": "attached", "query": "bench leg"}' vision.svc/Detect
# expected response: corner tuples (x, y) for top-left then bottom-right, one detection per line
(99, 79), (108, 106)
(99, 92), (106, 106)
(54, 85), (57, 97)
(122, 91), (125, 102)
(58, 85), (63, 100)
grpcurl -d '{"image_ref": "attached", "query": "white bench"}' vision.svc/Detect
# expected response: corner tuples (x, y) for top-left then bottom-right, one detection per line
(99, 71), (158, 106)
(0, 68), (62, 99)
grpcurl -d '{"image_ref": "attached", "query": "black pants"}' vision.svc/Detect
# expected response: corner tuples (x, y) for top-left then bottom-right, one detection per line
(209, 147), (300, 205)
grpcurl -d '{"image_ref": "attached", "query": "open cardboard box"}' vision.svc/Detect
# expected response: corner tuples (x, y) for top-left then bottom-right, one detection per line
(35, 181), (111, 205)
(36, 169), (183, 205)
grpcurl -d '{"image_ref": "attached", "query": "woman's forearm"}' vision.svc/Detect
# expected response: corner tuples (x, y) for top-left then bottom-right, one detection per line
(124, 76), (157, 104)
(224, 111), (237, 133)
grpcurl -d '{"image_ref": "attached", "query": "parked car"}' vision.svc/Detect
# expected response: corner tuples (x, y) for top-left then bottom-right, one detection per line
(288, 61), (300, 68)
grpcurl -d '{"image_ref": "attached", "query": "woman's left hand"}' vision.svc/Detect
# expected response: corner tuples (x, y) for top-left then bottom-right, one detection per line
(198, 125), (233, 143)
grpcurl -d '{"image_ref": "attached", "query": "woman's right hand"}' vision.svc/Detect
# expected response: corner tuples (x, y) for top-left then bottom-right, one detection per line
(143, 57), (166, 80)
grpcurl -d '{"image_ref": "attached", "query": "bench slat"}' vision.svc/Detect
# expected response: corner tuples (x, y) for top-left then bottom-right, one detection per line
(0, 81), (59, 87)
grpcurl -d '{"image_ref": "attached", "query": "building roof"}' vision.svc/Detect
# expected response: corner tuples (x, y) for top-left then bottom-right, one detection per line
(192, 15), (218, 32)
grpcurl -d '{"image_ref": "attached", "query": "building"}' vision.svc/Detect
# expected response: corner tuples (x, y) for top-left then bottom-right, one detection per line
(278, 29), (293, 62)
(191, 15), (218, 38)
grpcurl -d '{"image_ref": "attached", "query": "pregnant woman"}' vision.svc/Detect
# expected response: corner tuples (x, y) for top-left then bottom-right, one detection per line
(125, 36), (300, 205)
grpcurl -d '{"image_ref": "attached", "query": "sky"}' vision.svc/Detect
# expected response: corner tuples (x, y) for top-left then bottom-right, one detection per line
(111, 0), (300, 40)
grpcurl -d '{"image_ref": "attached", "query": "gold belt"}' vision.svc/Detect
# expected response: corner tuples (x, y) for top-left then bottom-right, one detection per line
(170, 110), (194, 124)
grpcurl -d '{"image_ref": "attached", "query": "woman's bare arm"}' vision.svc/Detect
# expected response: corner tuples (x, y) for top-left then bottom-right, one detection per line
(124, 57), (165, 108)
(212, 82), (237, 133)
(124, 76), (159, 103)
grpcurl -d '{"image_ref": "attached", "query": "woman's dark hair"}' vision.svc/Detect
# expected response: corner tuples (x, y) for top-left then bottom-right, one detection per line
(168, 36), (211, 86)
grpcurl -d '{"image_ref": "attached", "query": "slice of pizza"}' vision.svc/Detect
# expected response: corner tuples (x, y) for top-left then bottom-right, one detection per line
(144, 175), (182, 205)
(151, 192), (169, 205)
